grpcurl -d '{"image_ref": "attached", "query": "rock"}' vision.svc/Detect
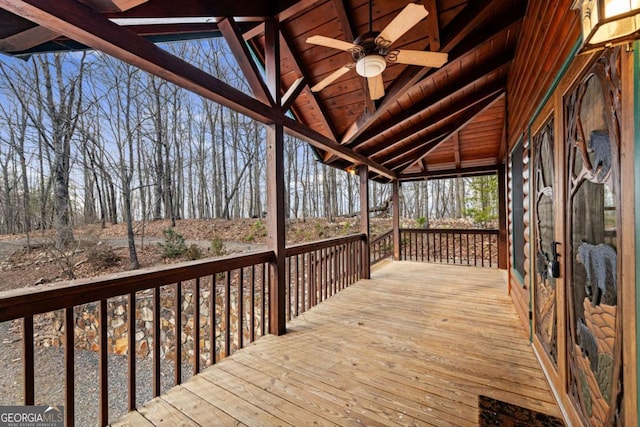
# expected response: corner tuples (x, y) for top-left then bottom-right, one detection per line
(139, 307), (154, 322)
(135, 330), (145, 342)
(111, 317), (125, 329)
(115, 337), (128, 355)
(114, 305), (125, 316)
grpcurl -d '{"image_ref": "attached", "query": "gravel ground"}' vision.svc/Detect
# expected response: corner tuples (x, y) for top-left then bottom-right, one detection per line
(0, 321), (194, 426)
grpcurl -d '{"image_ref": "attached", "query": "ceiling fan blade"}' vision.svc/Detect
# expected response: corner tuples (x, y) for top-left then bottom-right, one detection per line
(393, 49), (448, 68)
(367, 74), (385, 100)
(310, 65), (353, 92)
(306, 35), (359, 52)
(377, 3), (429, 46)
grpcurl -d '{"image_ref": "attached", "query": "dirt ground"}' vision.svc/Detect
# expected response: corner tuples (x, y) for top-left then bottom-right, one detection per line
(0, 217), (397, 292)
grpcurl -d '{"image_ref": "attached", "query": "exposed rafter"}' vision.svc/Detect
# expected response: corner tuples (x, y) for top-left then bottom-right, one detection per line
(219, 17), (274, 106)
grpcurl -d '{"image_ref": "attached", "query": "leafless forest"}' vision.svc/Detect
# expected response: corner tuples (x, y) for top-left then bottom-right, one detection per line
(0, 40), (497, 254)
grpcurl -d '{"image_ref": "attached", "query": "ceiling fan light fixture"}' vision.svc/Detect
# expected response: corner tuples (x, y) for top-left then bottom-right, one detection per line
(355, 54), (387, 77)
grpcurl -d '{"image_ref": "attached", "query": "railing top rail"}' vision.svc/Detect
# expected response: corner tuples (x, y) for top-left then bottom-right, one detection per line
(285, 233), (366, 257)
(0, 249), (274, 323)
(370, 230), (393, 245)
(401, 228), (499, 235)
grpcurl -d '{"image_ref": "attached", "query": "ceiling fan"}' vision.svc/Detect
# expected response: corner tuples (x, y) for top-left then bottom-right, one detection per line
(306, 1), (448, 100)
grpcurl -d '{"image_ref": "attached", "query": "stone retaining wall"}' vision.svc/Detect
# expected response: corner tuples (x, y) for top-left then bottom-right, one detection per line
(33, 286), (262, 365)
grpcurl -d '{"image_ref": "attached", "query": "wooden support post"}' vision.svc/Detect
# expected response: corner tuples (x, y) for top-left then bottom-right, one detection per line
(266, 122), (286, 335)
(265, 17), (286, 336)
(497, 164), (508, 269)
(359, 165), (371, 279)
(392, 180), (401, 261)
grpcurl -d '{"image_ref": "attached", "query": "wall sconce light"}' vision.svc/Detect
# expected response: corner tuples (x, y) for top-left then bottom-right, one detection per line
(346, 165), (358, 175)
(573, 0), (640, 53)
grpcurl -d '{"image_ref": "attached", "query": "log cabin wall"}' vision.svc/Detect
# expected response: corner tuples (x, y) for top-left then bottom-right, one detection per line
(505, 1), (638, 426)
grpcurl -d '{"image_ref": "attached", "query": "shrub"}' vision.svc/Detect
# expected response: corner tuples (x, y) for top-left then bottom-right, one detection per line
(158, 228), (187, 259)
(245, 219), (267, 242)
(183, 244), (203, 260)
(416, 216), (427, 228)
(87, 243), (121, 269)
(210, 237), (226, 257)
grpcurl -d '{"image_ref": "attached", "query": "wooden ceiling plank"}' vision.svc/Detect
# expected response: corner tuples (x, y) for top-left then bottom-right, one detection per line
(394, 93), (504, 173)
(380, 90), (504, 170)
(0, 24), (58, 51)
(341, 0), (505, 145)
(348, 49), (513, 148)
(219, 17), (274, 106)
(80, 0), (146, 13)
(399, 165), (498, 181)
(362, 79), (506, 158)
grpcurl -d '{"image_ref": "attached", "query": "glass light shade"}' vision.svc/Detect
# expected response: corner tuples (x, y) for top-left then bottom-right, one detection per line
(355, 55), (387, 77)
(573, 0), (640, 52)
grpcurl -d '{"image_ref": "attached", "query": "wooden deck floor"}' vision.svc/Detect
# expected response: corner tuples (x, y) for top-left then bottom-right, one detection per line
(114, 262), (561, 426)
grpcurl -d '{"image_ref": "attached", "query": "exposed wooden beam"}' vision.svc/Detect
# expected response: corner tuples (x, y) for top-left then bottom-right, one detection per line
(0, 0), (390, 180)
(393, 92), (504, 173)
(398, 165), (498, 181)
(348, 50), (513, 148)
(282, 116), (396, 180)
(362, 81), (506, 159)
(341, 0), (510, 144)
(80, 0), (146, 13)
(424, 0), (440, 52)
(277, 29), (340, 140)
(453, 132), (461, 168)
(104, 0), (303, 19)
(0, 24), (58, 51)
(0, 0), (279, 120)
(219, 17), (273, 106)
(242, 0), (323, 40)
(281, 76), (306, 111)
(0, 0), (146, 53)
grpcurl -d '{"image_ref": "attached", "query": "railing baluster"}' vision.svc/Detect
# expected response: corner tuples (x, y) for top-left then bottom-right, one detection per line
(194, 278), (201, 374)
(238, 268), (244, 350)
(261, 263), (267, 336)
(174, 282), (182, 386)
(225, 273), (231, 357)
(209, 276), (216, 366)
(99, 300), (108, 426)
(65, 307), (74, 427)
(22, 316), (34, 406)
(481, 236), (485, 267)
(294, 255), (300, 316)
(128, 291), (136, 410)
(153, 287), (161, 394)
(249, 265), (256, 342)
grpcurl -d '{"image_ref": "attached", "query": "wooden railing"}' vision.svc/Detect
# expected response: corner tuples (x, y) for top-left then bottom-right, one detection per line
(370, 230), (394, 265)
(0, 251), (273, 426)
(0, 234), (367, 426)
(400, 228), (499, 267)
(285, 234), (364, 319)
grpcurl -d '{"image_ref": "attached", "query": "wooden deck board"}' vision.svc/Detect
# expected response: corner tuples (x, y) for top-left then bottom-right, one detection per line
(114, 262), (561, 426)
